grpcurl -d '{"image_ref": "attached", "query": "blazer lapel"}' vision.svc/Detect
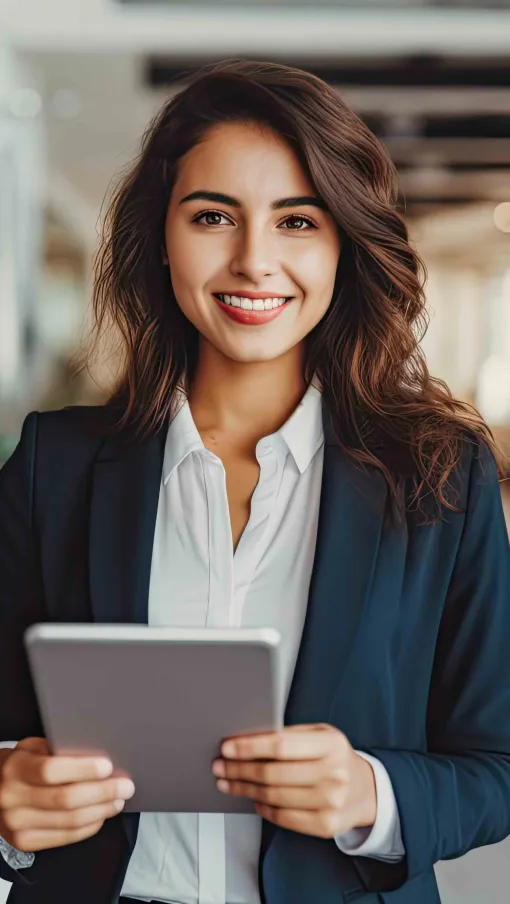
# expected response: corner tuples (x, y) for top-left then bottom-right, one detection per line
(88, 426), (166, 625)
(259, 401), (388, 885)
(284, 418), (388, 726)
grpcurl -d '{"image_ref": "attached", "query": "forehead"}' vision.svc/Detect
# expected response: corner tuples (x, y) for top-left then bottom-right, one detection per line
(174, 121), (314, 197)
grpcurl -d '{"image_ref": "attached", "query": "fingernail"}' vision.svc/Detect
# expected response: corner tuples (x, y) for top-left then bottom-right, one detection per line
(95, 759), (113, 778)
(212, 759), (225, 777)
(116, 778), (135, 799)
(113, 799), (126, 812)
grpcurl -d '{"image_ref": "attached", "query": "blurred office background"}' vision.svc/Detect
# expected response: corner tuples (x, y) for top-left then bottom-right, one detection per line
(0, 0), (509, 900)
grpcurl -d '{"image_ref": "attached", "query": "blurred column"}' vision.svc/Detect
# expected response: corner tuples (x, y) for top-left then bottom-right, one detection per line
(476, 268), (510, 425)
(421, 263), (485, 402)
(0, 39), (46, 409)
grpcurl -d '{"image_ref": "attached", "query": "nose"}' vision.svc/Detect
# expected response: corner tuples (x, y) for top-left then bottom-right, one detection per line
(229, 223), (278, 284)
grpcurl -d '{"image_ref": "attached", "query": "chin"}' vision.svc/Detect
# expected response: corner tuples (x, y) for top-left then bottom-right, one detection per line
(222, 342), (291, 364)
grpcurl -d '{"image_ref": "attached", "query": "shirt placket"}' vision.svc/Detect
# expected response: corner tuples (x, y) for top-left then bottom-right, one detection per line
(231, 441), (283, 628)
(199, 450), (232, 904)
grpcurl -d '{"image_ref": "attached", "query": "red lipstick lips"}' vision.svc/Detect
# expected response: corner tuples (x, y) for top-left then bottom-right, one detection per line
(212, 293), (293, 325)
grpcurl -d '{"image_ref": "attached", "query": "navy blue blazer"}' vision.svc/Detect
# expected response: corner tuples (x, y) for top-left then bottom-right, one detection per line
(1, 403), (509, 904)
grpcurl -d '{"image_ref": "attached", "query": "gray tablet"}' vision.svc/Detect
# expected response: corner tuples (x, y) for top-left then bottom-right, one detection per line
(24, 623), (283, 814)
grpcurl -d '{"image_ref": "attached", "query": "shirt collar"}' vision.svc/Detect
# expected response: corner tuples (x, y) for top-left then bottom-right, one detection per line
(278, 383), (324, 474)
(162, 390), (204, 485)
(163, 382), (324, 485)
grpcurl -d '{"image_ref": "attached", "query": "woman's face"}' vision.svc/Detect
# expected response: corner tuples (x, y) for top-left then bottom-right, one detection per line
(164, 120), (342, 364)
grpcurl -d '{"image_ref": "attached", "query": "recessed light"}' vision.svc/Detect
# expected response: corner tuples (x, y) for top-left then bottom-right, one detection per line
(493, 202), (510, 234)
(8, 88), (41, 119)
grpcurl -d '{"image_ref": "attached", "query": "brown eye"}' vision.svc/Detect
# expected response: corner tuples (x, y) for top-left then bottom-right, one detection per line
(280, 215), (316, 231)
(193, 211), (231, 227)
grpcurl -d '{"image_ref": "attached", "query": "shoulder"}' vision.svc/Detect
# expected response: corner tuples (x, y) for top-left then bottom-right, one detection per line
(31, 403), (121, 443)
(1, 405), (114, 511)
(34, 403), (120, 434)
(459, 438), (506, 533)
(449, 435), (500, 504)
(432, 438), (503, 542)
(18, 405), (124, 475)
(399, 432), (502, 533)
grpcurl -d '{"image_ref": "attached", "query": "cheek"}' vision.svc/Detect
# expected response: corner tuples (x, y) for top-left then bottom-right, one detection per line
(297, 240), (340, 291)
(167, 264), (219, 343)
(166, 229), (228, 312)
(167, 248), (210, 319)
(298, 256), (339, 324)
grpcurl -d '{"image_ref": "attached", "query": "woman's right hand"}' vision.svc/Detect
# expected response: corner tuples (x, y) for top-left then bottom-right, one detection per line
(0, 737), (135, 852)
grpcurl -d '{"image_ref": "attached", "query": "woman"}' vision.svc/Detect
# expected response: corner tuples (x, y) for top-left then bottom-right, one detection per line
(0, 58), (509, 904)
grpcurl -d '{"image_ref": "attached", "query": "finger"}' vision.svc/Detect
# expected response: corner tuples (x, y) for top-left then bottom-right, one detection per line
(6, 821), (106, 853)
(284, 724), (331, 732)
(215, 758), (334, 787)
(216, 779), (346, 812)
(2, 800), (126, 833)
(254, 804), (345, 839)
(221, 727), (338, 762)
(9, 750), (114, 787)
(225, 724), (328, 741)
(5, 776), (135, 812)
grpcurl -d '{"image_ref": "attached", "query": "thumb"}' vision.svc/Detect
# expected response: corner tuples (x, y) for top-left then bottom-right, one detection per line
(15, 737), (51, 755)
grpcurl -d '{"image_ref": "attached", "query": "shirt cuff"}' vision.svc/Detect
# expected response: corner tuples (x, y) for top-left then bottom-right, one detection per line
(334, 750), (405, 862)
(0, 836), (35, 870)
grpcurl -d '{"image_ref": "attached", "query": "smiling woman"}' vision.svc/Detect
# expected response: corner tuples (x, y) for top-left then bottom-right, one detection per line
(0, 57), (509, 904)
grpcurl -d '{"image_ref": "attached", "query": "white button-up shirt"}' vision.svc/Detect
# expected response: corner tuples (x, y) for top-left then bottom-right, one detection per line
(0, 383), (404, 900)
(120, 383), (404, 903)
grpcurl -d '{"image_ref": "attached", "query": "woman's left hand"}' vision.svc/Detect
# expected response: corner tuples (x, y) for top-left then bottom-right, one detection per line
(212, 723), (377, 838)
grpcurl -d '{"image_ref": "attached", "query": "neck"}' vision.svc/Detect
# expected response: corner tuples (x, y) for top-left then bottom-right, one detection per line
(188, 340), (307, 448)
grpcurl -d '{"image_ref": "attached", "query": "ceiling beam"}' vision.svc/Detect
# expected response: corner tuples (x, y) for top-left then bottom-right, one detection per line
(3, 2), (510, 55)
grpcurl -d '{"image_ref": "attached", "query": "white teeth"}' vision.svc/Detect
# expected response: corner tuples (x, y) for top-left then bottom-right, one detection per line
(217, 294), (288, 310)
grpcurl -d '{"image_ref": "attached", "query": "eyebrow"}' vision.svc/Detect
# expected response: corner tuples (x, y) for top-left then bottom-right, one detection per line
(178, 190), (329, 212)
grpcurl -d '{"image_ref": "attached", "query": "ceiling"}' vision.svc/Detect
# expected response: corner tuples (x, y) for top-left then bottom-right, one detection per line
(3, 0), (506, 259)
(118, 0), (510, 6)
(21, 47), (509, 258)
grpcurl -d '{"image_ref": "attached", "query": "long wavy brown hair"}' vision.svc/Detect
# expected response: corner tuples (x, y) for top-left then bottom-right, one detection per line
(87, 58), (505, 523)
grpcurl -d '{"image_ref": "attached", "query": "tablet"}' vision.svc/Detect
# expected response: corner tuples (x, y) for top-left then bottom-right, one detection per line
(24, 623), (283, 814)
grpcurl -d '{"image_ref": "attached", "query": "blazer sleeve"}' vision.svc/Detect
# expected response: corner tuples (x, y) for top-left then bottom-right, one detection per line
(350, 442), (510, 894)
(0, 411), (45, 886)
